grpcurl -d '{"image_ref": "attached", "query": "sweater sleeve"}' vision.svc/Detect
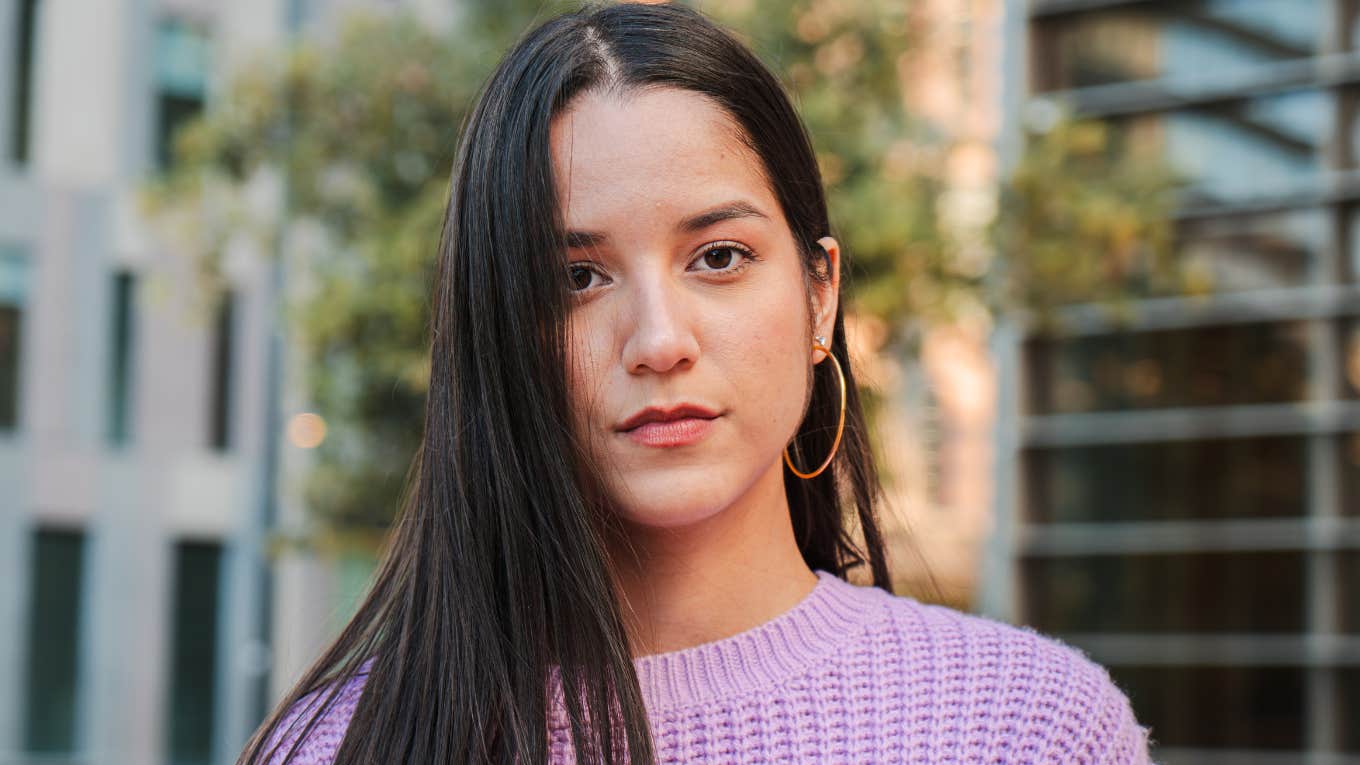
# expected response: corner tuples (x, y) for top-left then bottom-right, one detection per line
(1011, 628), (1155, 765)
(1057, 645), (1155, 765)
(1090, 673), (1155, 765)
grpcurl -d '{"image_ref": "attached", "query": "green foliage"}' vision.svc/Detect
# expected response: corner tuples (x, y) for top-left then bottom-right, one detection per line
(142, 2), (1185, 544)
(142, 13), (489, 537)
(291, 184), (446, 536)
(994, 108), (1188, 332)
(704, 0), (993, 451)
(708, 0), (982, 339)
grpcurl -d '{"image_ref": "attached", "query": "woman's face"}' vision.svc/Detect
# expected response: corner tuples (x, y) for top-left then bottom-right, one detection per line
(550, 86), (840, 530)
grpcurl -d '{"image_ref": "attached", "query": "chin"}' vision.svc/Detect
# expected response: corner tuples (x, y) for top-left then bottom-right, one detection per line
(609, 480), (734, 530)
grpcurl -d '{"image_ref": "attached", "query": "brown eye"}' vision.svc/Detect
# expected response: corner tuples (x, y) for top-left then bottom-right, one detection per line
(703, 247), (735, 270)
(567, 264), (596, 291)
(692, 242), (756, 275)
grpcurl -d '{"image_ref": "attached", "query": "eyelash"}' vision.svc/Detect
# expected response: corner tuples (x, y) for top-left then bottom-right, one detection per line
(566, 241), (759, 293)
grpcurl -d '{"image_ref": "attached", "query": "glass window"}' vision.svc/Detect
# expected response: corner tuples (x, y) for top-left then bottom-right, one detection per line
(1349, 205), (1360, 283)
(154, 17), (210, 169)
(1109, 665), (1306, 750)
(1024, 320), (1311, 415)
(108, 270), (136, 446)
(207, 290), (235, 450)
(156, 93), (203, 169)
(1111, 89), (1333, 209)
(1339, 668), (1360, 752)
(1022, 551), (1306, 633)
(1033, 2), (1324, 92)
(8, 0), (39, 164)
(1338, 549), (1360, 634)
(0, 304), (20, 430)
(1024, 435), (1309, 523)
(1174, 208), (1327, 295)
(24, 528), (86, 754)
(1342, 318), (1360, 400)
(1343, 89), (1360, 172)
(166, 541), (223, 765)
(1343, 432), (1360, 519)
(0, 246), (28, 431)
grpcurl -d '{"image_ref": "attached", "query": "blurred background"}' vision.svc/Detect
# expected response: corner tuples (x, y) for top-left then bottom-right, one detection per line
(1, 0), (1357, 762)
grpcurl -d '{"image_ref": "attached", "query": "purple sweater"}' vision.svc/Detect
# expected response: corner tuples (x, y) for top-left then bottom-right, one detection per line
(265, 569), (1154, 763)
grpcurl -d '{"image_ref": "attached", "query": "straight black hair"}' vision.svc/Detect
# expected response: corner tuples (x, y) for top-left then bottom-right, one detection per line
(239, 2), (893, 763)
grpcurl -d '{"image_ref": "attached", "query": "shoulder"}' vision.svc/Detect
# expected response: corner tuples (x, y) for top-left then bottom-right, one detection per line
(854, 582), (1155, 764)
(257, 659), (373, 765)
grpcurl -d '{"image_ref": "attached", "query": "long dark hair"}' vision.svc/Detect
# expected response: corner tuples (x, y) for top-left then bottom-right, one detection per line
(240, 2), (893, 763)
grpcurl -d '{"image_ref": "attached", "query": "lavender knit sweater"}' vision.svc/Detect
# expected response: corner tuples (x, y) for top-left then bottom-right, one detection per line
(265, 569), (1154, 763)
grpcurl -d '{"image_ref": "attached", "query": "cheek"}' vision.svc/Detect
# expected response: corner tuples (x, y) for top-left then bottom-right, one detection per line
(709, 281), (812, 439)
(565, 322), (609, 441)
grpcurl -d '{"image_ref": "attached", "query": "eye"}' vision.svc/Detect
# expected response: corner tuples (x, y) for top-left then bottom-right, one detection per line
(566, 263), (604, 292)
(691, 241), (757, 275)
(566, 242), (758, 294)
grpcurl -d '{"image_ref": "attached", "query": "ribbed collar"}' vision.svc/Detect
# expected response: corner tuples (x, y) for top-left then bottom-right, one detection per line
(628, 568), (887, 714)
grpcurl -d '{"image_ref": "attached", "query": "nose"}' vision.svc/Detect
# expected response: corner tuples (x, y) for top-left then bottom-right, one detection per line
(619, 270), (700, 375)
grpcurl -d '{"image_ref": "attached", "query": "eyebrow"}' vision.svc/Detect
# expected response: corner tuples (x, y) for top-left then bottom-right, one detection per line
(563, 200), (769, 249)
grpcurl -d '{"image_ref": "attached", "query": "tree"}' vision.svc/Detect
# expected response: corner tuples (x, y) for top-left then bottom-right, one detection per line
(142, 12), (495, 543)
(142, 2), (1183, 548)
(709, 0), (983, 343)
(994, 105), (1188, 332)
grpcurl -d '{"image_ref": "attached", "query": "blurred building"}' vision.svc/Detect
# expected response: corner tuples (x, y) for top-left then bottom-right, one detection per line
(987, 0), (1360, 762)
(0, 1), (451, 764)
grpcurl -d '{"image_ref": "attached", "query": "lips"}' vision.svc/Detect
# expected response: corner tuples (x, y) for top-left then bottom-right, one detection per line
(616, 403), (721, 432)
(622, 415), (716, 448)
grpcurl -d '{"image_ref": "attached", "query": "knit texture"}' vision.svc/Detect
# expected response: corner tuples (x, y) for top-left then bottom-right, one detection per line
(262, 569), (1155, 763)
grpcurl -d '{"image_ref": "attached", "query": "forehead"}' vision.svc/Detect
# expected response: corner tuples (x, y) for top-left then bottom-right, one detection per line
(548, 87), (774, 224)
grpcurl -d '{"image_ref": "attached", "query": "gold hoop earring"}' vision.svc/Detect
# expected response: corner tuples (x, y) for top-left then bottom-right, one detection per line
(783, 334), (847, 480)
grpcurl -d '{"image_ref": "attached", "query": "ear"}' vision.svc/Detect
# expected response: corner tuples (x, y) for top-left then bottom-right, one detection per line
(811, 235), (841, 365)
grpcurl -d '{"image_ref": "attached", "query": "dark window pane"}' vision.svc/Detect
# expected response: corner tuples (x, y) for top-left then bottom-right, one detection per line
(1174, 209), (1325, 295)
(154, 18), (209, 170)
(1022, 551), (1305, 633)
(1336, 550), (1360, 632)
(1343, 433), (1360, 520)
(1110, 665), (1306, 750)
(1111, 89), (1332, 209)
(24, 528), (86, 753)
(1033, 2), (1323, 92)
(1025, 320), (1311, 415)
(1349, 207), (1360, 283)
(156, 93), (203, 170)
(166, 541), (222, 765)
(108, 270), (136, 445)
(1025, 436), (1308, 523)
(1343, 319), (1360, 400)
(1344, 87), (1360, 172)
(207, 290), (235, 450)
(0, 305), (21, 430)
(1339, 668), (1360, 752)
(0, 246), (26, 431)
(9, 0), (39, 164)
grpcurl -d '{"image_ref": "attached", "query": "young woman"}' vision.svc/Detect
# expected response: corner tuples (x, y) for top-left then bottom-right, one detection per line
(240, 2), (1153, 763)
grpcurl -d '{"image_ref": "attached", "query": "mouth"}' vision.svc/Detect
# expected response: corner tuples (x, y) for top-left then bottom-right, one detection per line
(620, 414), (719, 448)
(615, 402), (721, 432)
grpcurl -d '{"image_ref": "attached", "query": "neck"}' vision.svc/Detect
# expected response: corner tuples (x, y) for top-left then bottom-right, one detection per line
(605, 458), (819, 657)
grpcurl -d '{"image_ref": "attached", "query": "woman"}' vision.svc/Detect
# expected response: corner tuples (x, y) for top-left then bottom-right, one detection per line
(241, 2), (1153, 763)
